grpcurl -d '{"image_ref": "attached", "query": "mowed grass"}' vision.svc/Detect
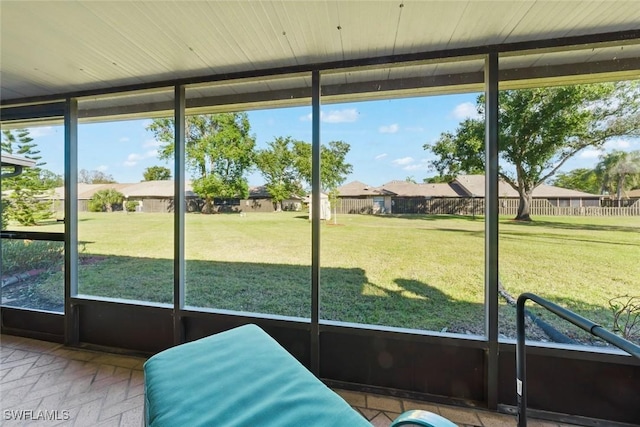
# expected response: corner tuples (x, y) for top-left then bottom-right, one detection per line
(9, 212), (640, 342)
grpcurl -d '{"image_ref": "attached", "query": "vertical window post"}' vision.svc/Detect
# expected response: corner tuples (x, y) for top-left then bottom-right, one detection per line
(484, 51), (499, 409)
(174, 85), (186, 345)
(64, 98), (79, 346)
(311, 70), (321, 376)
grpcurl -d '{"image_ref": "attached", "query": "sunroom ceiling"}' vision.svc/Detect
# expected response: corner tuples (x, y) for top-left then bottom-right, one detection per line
(1, 1), (639, 115)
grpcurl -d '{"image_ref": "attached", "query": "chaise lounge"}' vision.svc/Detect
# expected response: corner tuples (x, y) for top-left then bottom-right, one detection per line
(143, 324), (456, 427)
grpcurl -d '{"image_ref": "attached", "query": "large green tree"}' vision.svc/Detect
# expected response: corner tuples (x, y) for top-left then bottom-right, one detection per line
(147, 113), (255, 213)
(292, 140), (353, 193)
(552, 168), (600, 194)
(142, 166), (172, 181)
(426, 81), (640, 220)
(1, 129), (55, 226)
(255, 137), (304, 212)
(292, 140), (352, 223)
(595, 149), (640, 205)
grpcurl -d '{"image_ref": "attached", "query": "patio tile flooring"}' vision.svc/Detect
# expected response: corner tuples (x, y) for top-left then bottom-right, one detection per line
(1, 334), (593, 426)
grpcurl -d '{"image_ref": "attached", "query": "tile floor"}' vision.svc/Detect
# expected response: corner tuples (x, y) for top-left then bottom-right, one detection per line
(1, 334), (592, 426)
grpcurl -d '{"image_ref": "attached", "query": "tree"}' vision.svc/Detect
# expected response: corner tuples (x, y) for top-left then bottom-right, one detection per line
(39, 169), (64, 188)
(426, 81), (640, 220)
(147, 113), (255, 213)
(143, 166), (172, 181)
(1, 129), (54, 226)
(79, 169), (116, 184)
(88, 188), (124, 212)
(255, 137), (304, 212)
(595, 150), (640, 205)
(423, 175), (452, 184)
(292, 140), (352, 223)
(552, 168), (600, 194)
(292, 140), (353, 192)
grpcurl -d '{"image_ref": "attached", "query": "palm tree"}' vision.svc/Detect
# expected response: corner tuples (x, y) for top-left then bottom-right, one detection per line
(595, 150), (640, 206)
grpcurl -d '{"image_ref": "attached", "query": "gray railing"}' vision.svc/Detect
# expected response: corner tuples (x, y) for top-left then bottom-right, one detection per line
(516, 292), (640, 427)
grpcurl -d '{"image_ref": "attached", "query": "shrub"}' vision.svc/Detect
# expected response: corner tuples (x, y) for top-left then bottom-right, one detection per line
(89, 188), (124, 212)
(88, 198), (104, 212)
(609, 295), (640, 341)
(1, 199), (8, 229)
(1, 239), (64, 276)
(125, 200), (138, 212)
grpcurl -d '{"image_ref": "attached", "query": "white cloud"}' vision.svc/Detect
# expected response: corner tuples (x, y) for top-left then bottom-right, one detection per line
(604, 139), (631, 150)
(374, 153), (388, 160)
(403, 158), (431, 171)
(392, 157), (414, 166)
(379, 124), (399, 134)
(300, 108), (359, 123)
(119, 137), (130, 143)
(28, 126), (55, 138)
(451, 102), (480, 120)
(123, 150), (157, 167)
(96, 165), (109, 172)
(579, 148), (604, 159)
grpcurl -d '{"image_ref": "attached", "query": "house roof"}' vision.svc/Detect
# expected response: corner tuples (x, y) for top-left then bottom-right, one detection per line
(453, 174), (602, 198)
(2, 2), (638, 122)
(248, 185), (302, 200)
(52, 181), (197, 200)
(1, 154), (36, 168)
(379, 181), (462, 198)
(51, 181), (306, 200)
(337, 181), (391, 197)
(625, 188), (640, 199)
(1, 153), (36, 178)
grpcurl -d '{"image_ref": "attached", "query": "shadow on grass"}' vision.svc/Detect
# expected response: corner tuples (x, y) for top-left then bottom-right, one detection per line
(4, 254), (631, 344)
(6, 254), (483, 332)
(499, 231), (640, 247)
(373, 214), (484, 222)
(508, 219), (640, 234)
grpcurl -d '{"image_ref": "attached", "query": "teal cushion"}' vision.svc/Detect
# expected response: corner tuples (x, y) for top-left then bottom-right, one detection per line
(144, 324), (371, 427)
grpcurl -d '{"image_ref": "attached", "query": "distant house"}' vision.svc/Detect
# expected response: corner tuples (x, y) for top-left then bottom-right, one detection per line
(51, 181), (199, 213)
(628, 189), (640, 201)
(379, 180), (463, 214)
(336, 181), (393, 213)
(51, 181), (304, 213)
(453, 175), (601, 208)
(612, 188), (640, 207)
(240, 186), (302, 213)
(336, 175), (602, 215)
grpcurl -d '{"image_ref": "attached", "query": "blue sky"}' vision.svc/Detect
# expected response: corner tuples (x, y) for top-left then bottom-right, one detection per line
(19, 93), (640, 188)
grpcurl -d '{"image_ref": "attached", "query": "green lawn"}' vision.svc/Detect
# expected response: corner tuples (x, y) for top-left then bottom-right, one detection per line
(4, 212), (639, 344)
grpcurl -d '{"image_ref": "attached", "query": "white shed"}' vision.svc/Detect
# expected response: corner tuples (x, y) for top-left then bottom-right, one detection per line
(305, 193), (331, 221)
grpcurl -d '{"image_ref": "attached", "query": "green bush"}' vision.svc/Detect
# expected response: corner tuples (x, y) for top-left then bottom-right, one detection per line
(88, 198), (104, 212)
(1, 199), (8, 229)
(1, 239), (64, 276)
(125, 200), (138, 212)
(89, 188), (124, 212)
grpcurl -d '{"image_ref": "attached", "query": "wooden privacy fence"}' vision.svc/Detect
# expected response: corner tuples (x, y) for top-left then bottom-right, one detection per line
(336, 197), (640, 216)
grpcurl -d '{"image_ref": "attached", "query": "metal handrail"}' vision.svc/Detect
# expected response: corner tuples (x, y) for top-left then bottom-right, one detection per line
(516, 292), (640, 427)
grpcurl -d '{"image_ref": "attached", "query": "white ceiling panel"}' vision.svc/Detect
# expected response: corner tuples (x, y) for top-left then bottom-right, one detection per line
(1, 0), (639, 105)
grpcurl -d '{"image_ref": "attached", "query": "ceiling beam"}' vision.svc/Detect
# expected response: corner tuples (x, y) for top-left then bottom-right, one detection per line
(52, 56), (639, 124)
(2, 30), (638, 107)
